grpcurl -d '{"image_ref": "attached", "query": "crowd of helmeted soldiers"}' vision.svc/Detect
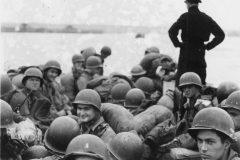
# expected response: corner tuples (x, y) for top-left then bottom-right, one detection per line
(1, 43), (240, 160)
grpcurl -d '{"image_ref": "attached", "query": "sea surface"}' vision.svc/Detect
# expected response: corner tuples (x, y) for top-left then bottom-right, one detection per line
(1, 32), (240, 87)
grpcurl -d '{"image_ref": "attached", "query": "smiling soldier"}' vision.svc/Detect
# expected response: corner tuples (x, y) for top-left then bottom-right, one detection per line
(72, 89), (116, 144)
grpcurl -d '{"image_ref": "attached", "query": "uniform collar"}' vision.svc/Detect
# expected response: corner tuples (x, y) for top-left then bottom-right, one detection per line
(81, 116), (104, 133)
(188, 6), (200, 12)
(227, 149), (240, 160)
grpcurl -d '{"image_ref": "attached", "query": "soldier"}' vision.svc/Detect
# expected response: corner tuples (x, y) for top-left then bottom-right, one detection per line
(99, 45), (112, 63)
(107, 132), (144, 160)
(41, 60), (72, 116)
(169, 0), (225, 85)
(76, 56), (103, 91)
(72, 89), (116, 144)
(6, 68), (57, 133)
(176, 72), (211, 135)
(144, 46), (160, 55)
(110, 83), (131, 106)
(221, 91), (240, 132)
(216, 81), (240, 105)
(81, 47), (96, 61)
(1, 74), (27, 122)
(61, 54), (85, 102)
(135, 77), (155, 98)
(1, 100), (27, 160)
(63, 134), (109, 160)
(130, 64), (146, 83)
(41, 116), (80, 160)
(124, 88), (146, 112)
(188, 107), (240, 160)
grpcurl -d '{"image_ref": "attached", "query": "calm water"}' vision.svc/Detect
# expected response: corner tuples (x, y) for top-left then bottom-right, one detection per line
(1, 32), (240, 87)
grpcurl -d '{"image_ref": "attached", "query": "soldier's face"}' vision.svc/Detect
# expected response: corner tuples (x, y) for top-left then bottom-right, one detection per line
(197, 130), (230, 160)
(77, 104), (97, 123)
(225, 108), (240, 132)
(25, 77), (41, 91)
(183, 85), (199, 98)
(74, 62), (84, 70)
(46, 68), (59, 82)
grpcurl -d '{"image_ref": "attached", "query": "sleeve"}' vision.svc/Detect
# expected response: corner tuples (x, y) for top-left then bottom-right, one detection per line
(205, 17), (225, 50)
(168, 14), (186, 48)
(100, 125), (116, 144)
(95, 123), (116, 144)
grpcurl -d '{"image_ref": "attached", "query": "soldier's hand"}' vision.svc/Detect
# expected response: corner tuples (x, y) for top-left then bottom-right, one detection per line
(161, 73), (175, 82)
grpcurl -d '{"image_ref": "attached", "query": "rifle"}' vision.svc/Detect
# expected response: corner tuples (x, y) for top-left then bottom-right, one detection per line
(14, 90), (33, 113)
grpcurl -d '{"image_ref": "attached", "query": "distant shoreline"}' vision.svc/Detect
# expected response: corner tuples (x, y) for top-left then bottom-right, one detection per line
(1, 23), (240, 37)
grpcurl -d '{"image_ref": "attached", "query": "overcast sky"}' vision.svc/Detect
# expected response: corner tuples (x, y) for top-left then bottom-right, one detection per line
(1, 0), (240, 30)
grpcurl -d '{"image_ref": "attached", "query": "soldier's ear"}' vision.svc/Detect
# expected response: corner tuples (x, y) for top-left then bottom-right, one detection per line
(224, 139), (231, 150)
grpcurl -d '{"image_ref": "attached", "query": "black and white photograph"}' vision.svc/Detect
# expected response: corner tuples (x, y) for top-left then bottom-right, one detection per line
(1, 0), (240, 160)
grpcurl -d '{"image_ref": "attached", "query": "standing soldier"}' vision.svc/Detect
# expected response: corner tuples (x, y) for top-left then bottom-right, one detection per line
(188, 107), (240, 160)
(169, 0), (225, 85)
(72, 89), (116, 144)
(41, 60), (72, 116)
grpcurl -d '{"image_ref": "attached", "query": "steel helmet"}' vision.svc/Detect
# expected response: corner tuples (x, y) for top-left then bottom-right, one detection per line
(22, 145), (51, 160)
(178, 72), (202, 91)
(86, 56), (103, 69)
(81, 47), (96, 61)
(124, 88), (145, 109)
(72, 89), (101, 111)
(111, 83), (131, 102)
(217, 81), (240, 103)
(188, 107), (236, 142)
(109, 71), (122, 78)
(43, 60), (62, 75)
(63, 134), (109, 160)
(107, 132), (144, 160)
(140, 53), (160, 70)
(72, 54), (85, 64)
(100, 46), (111, 56)
(12, 74), (24, 89)
(185, 0), (202, 4)
(44, 116), (80, 155)
(0, 74), (15, 97)
(0, 100), (15, 128)
(22, 67), (44, 87)
(222, 90), (240, 111)
(145, 46), (160, 55)
(130, 65), (146, 76)
(135, 77), (154, 95)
